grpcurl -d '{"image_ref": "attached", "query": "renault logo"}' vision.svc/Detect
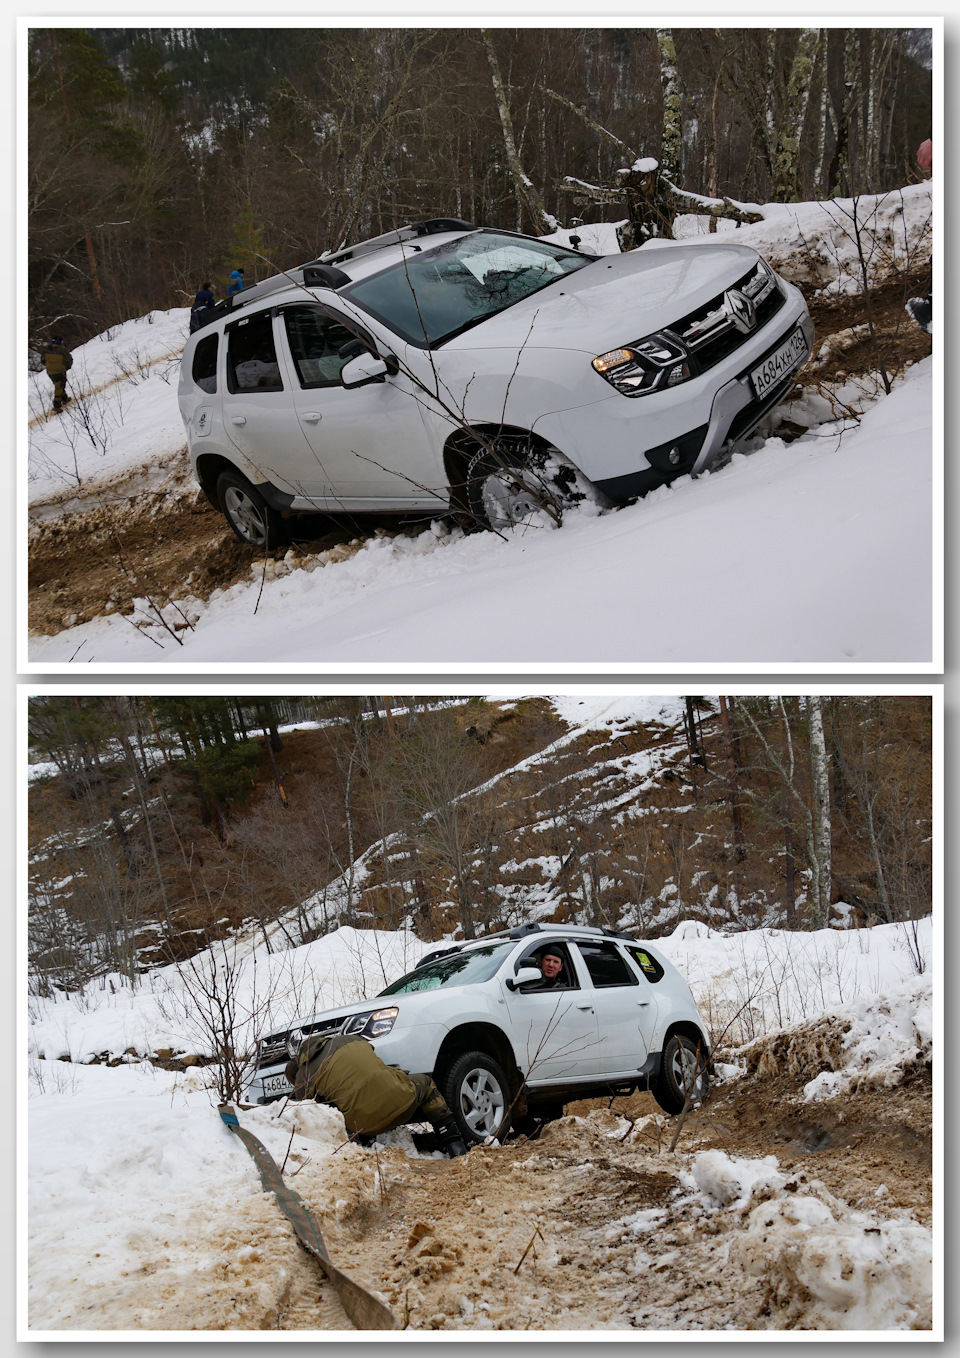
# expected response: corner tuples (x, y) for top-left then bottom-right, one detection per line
(723, 288), (756, 333)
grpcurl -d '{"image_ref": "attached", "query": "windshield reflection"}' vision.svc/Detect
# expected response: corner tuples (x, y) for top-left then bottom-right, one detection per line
(379, 942), (513, 995)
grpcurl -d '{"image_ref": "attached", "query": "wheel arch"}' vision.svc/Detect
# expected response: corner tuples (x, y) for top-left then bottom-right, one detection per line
(195, 451), (243, 507)
(433, 1022), (523, 1091)
(441, 423), (562, 515)
(661, 1019), (711, 1069)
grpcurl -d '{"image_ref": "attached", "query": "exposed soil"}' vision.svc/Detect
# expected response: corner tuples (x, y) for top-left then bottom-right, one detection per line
(26, 279), (931, 642)
(136, 1064), (931, 1332)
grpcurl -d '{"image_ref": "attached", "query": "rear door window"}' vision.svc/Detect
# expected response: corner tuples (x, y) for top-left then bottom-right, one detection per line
(226, 311), (283, 393)
(574, 941), (639, 988)
(191, 332), (218, 393)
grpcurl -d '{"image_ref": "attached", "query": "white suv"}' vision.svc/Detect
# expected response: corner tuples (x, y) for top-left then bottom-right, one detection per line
(178, 218), (813, 548)
(250, 924), (711, 1144)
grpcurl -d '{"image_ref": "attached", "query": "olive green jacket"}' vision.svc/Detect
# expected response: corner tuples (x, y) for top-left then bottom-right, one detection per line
(42, 344), (72, 377)
(293, 1033), (419, 1134)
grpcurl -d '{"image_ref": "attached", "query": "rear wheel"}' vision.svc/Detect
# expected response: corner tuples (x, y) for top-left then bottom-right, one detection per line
(216, 469), (287, 550)
(651, 1034), (709, 1115)
(442, 1050), (511, 1144)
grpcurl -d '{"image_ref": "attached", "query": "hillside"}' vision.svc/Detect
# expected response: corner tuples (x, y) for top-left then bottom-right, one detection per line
(28, 695), (932, 999)
(25, 186), (935, 668)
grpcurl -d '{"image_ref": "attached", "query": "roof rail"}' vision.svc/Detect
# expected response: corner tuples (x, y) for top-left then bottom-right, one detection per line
(322, 217), (477, 267)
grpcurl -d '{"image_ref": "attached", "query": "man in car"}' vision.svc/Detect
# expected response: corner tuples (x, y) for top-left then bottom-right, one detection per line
(528, 947), (569, 990)
(285, 1031), (468, 1157)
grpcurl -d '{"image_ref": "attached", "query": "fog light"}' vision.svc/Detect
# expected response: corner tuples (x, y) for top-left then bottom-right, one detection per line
(668, 446), (681, 465)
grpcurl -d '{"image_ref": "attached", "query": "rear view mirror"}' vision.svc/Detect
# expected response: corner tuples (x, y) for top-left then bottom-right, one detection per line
(505, 966), (542, 992)
(341, 352), (388, 388)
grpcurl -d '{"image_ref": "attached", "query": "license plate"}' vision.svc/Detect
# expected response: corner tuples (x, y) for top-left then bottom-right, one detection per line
(262, 1072), (291, 1096)
(750, 327), (809, 398)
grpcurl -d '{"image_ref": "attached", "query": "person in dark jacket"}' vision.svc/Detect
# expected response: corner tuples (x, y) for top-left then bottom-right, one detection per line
(525, 947), (570, 990)
(227, 268), (245, 296)
(285, 1032), (468, 1156)
(40, 335), (73, 412)
(189, 281), (216, 333)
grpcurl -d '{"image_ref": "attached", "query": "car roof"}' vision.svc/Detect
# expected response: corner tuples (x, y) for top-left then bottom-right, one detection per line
(190, 220), (484, 335)
(414, 924), (646, 970)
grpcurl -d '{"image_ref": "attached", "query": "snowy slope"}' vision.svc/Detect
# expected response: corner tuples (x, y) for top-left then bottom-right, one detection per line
(26, 357), (934, 667)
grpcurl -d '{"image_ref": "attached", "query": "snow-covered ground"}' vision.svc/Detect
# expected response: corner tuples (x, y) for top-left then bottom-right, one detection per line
(25, 916), (935, 1334)
(24, 185), (937, 670)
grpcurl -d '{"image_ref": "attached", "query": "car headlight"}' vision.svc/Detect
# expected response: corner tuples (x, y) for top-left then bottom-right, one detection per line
(342, 1006), (399, 1038)
(592, 331), (692, 397)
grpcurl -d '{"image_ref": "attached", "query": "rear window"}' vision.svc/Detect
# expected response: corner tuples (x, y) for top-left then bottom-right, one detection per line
(378, 941), (513, 994)
(192, 333), (218, 394)
(626, 946), (665, 983)
(227, 311), (283, 393)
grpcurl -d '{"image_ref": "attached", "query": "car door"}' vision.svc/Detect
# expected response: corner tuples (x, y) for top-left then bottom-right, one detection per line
(571, 941), (658, 1076)
(220, 307), (327, 499)
(278, 303), (447, 510)
(500, 943), (600, 1084)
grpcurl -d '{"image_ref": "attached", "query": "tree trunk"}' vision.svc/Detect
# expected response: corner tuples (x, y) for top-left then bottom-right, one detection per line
(482, 30), (553, 234)
(656, 29), (683, 186)
(807, 696), (832, 925)
(771, 28), (820, 202)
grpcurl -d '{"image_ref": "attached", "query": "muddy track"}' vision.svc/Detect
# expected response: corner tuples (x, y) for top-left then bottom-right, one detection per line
(227, 1067), (931, 1333)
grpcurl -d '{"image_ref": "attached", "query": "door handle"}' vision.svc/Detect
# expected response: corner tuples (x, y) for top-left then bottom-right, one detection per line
(576, 1004), (594, 1012)
(637, 1000), (651, 1007)
(231, 416), (246, 426)
(302, 412), (322, 423)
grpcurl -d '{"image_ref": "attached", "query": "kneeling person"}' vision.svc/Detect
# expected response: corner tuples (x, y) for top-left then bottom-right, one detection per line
(285, 1032), (467, 1157)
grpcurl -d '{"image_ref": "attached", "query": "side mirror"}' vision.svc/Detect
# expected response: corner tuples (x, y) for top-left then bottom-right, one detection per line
(505, 966), (542, 992)
(341, 352), (388, 388)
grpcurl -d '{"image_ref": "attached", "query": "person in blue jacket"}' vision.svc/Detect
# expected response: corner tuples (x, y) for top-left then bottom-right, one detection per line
(227, 268), (245, 297)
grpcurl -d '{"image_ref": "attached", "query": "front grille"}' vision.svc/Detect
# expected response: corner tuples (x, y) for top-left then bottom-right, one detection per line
(258, 1014), (346, 1068)
(665, 262), (785, 376)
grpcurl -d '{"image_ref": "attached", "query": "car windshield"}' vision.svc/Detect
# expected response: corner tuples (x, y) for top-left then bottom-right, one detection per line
(378, 941), (514, 994)
(342, 232), (594, 346)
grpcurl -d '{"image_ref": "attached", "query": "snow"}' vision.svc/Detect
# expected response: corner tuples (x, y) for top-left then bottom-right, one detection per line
(26, 357), (933, 668)
(27, 308), (191, 507)
(25, 185), (936, 670)
(26, 916), (935, 1334)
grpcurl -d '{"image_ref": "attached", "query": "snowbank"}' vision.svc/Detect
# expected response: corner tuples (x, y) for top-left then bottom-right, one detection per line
(673, 1148), (932, 1329)
(26, 357), (934, 667)
(27, 308), (191, 505)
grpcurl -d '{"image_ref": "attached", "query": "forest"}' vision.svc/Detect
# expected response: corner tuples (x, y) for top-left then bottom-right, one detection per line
(27, 695), (933, 999)
(27, 26), (932, 345)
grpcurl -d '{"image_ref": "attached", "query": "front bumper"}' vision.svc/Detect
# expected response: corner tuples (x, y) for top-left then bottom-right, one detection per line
(557, 284), (813, 504)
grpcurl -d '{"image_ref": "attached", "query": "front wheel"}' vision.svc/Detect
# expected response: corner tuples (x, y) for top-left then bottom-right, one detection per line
(651, 1034), (709, 1115)
(465, 439), (589, 533)
(216, 469), (287, 550)
(442, 1050), (511, 1144)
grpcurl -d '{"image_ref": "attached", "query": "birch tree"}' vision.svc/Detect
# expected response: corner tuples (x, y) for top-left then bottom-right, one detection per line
(656, 29), (683, 185)
(481, 29), (555, 233)
(806, 696), (832, 926)
(771, 27), (820, 201)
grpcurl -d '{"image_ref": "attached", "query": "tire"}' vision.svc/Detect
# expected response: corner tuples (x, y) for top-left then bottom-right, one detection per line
(465, 439), (587, 533)
(442, 1050), (512, 1144)
(216, 469), (287, 550)
(651, 1034), (709, 1116)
